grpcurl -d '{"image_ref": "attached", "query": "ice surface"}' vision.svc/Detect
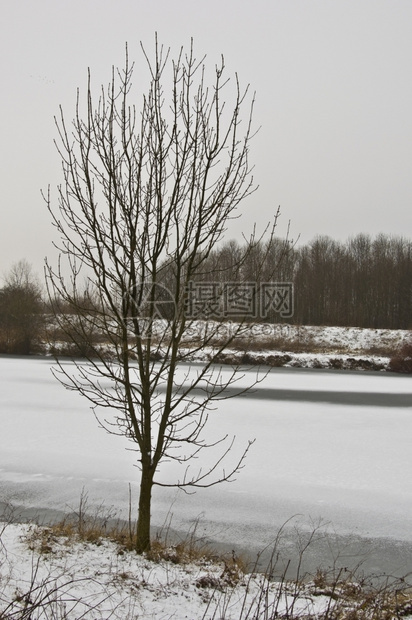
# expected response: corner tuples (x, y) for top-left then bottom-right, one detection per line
(1, 356), (412, 574)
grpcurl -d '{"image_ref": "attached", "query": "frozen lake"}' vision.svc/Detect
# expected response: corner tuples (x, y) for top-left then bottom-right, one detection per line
(1, 356), (412, 577)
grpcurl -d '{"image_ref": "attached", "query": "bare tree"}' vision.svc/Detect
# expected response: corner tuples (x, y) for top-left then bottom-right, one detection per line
(44, 38), (283, 552)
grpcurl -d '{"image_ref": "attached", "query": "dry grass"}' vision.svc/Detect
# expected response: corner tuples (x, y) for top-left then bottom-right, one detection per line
(389, 342), (412, 374)
(230, 333), (324, 354)
(363, 344), (396, 357)
(4, 500), (412, 619)
(42, 318), (410, 371)
(22, 490), (241, 573)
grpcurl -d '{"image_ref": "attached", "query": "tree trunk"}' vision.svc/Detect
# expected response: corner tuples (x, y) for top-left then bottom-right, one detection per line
(135, 466), (153, 553)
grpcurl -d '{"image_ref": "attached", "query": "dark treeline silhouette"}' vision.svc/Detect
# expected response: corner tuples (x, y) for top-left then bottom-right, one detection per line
(181, 233), (412, 330)
(1, 233), (411, 356)
(0, 260), (44, 354)
(294, 234), (412, 329)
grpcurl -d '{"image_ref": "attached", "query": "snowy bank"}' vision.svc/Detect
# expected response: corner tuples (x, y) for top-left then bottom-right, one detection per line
(2, 520), (412, 619)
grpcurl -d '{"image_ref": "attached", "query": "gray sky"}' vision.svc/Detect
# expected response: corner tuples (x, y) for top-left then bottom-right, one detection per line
(1, 0), (412, 279)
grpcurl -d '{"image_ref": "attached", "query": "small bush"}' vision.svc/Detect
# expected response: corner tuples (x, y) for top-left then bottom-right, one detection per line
(389, 342), (412, 374)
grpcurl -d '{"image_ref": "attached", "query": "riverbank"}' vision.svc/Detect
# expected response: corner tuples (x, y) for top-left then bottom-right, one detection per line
(181, 323), (411, 371)
(44, 322), (411, 371)
(2, 516), (412, 619)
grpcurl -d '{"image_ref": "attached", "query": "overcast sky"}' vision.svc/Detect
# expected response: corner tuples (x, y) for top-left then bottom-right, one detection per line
(1, 0), (412, 279)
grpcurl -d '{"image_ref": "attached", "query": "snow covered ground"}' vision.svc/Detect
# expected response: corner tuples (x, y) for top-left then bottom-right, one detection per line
(6, 519), (409, 620)
(1, 520), (343, 619)
(181, 322), (411, 370)
(264, 324), (409, 353)
(1, 324), (412, 616)
(1, 344), (412, 568)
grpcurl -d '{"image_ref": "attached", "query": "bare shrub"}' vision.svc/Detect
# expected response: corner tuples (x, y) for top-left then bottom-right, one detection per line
(389, 341), (412, 374)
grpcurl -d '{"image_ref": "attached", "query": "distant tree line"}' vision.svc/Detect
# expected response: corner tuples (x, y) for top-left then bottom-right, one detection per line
(174, 233), (412, 330)
(0, 260), (44, 354)
(292, 233), (412, 329)
(1, 233), (411, 356)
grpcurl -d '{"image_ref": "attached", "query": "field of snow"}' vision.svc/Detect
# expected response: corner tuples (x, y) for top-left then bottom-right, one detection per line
(175, 321), (411, 371)
(4, 517), (412, 620)
(1, 353), (412, 578)
(267, 324), (410, 352)
(1, 343), (412, 618)
(2, 520), (343, 619)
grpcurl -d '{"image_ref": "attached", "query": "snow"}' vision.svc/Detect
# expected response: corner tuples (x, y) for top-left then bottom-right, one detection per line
(1, 357), (411, 547)
(0, 361), (411, 580)
(1, 324), (412, 614)
(0, 521), (335, 619)
(180, 321), (410, 354)
(274, 324), (409, 352)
